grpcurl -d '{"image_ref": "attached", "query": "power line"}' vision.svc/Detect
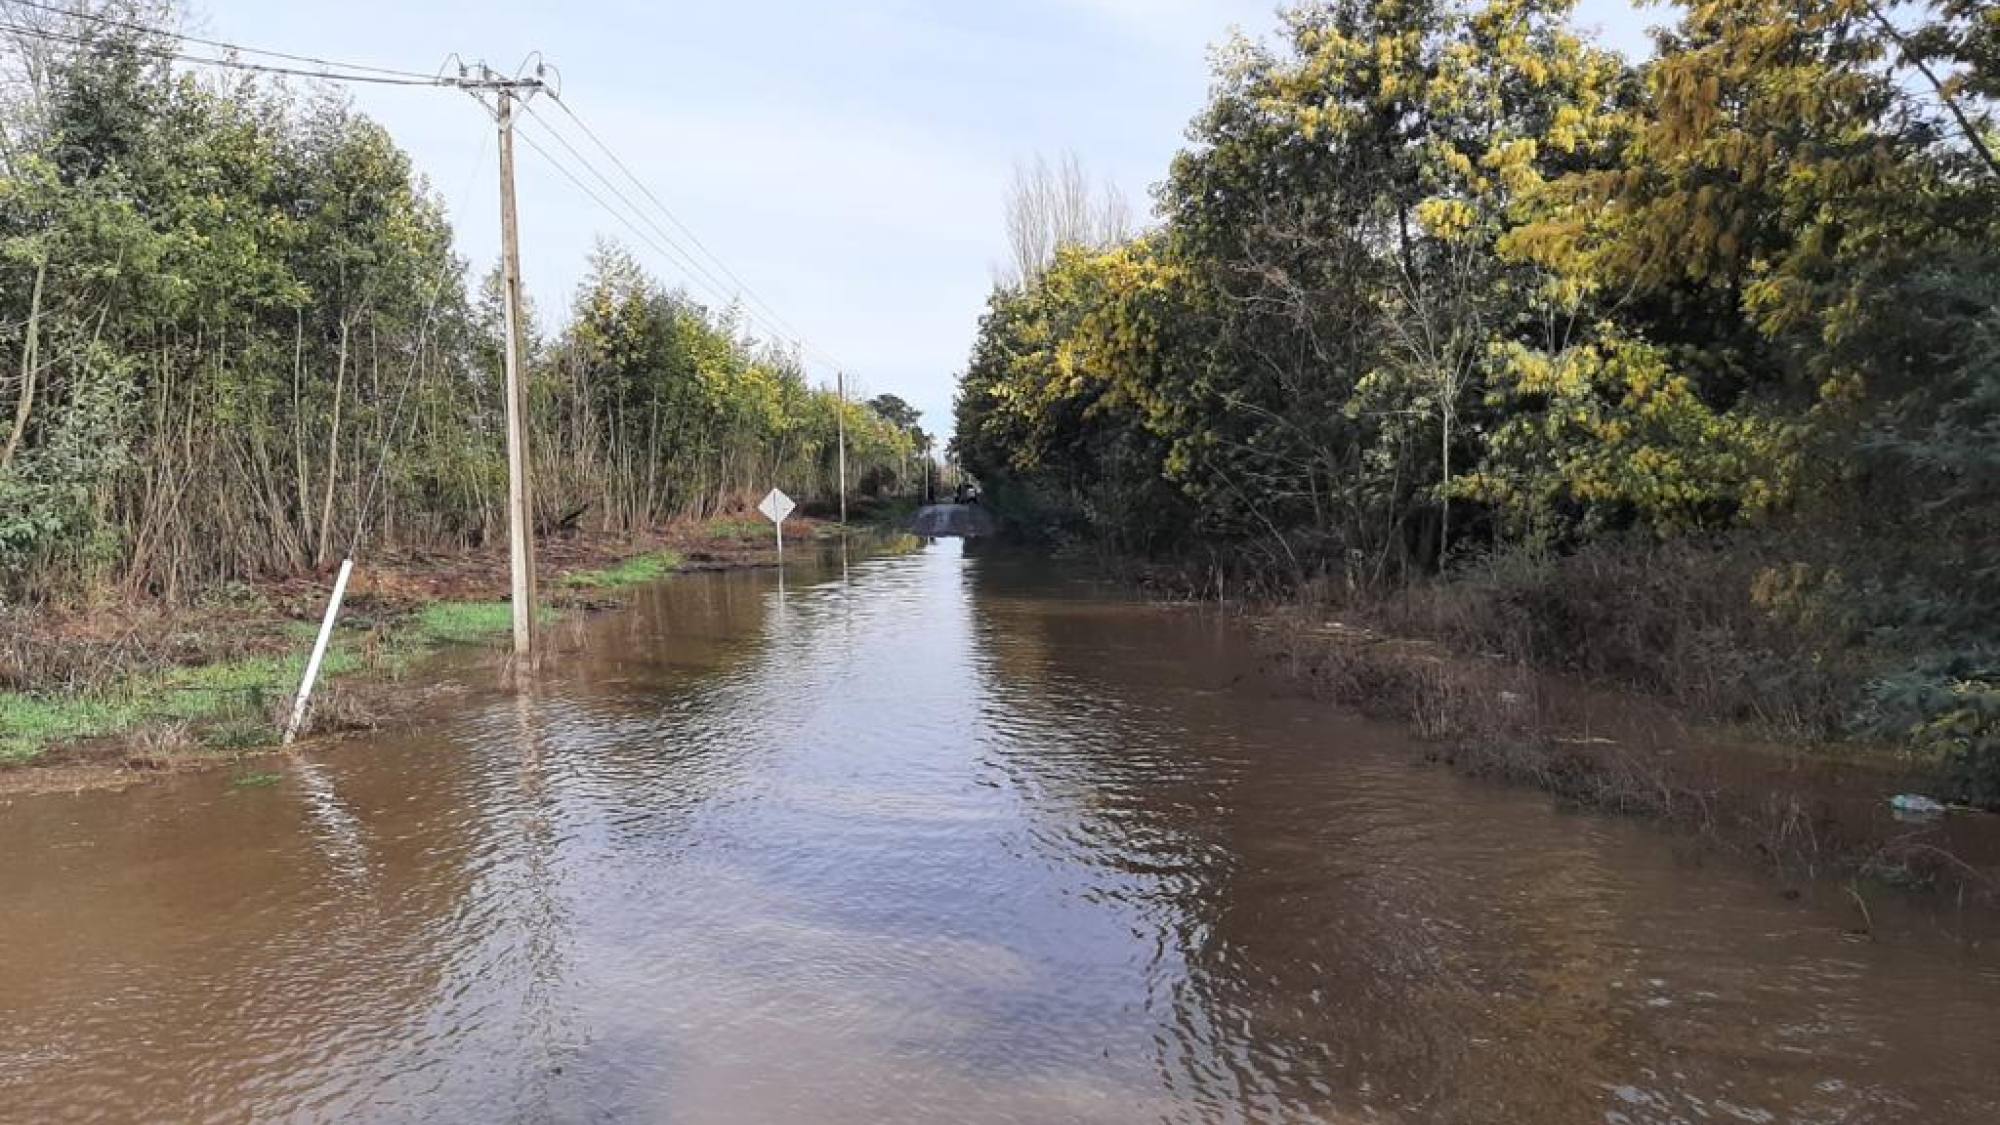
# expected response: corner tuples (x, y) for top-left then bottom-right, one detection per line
(3, 7), (860, 387)
(4, 0), (440, 80)
(0, 18), (450, 86)
(1, 15), (818, 364)
(542, 92), (854, 378)
(513, 99), (754, 316)
(501, 99), (825, 363)
(0, 16), (541, 92)
(517, 101), (852, 380)
(502, 106), (806, 350)
(542, 92), (833, 366)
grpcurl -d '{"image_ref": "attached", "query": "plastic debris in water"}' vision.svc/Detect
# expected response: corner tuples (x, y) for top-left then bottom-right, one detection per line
(1889, 794), (1947, 817)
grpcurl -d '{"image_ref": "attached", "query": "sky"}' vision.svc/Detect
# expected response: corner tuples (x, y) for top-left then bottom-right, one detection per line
(197, 0), (1663, 441)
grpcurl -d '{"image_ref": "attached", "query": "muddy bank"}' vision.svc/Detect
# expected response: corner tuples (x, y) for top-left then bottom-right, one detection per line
(1258, 609), (2000, 905)
(0, 514), (852, 795)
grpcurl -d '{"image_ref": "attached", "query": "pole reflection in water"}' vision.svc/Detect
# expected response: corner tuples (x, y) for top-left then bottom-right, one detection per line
(288, 756), (369, 888)
(0, 538), (1996, 1123)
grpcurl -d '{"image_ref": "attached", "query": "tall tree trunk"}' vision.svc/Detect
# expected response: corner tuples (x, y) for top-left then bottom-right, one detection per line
(1, 260), (48, 472)
(315, 319), (352, 566)
(291, 310), (311, 567)
(1439, 404), (1452, 568)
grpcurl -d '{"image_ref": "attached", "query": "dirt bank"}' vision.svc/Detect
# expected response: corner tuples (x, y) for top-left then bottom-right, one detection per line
(0, 514), (848, 796)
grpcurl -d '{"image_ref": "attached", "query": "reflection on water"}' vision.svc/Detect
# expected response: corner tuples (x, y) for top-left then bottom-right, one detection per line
(2, 540), (1997, 1123)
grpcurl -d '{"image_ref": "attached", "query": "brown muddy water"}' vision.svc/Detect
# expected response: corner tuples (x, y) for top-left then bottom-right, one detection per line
(2, 540), (1997, 1124)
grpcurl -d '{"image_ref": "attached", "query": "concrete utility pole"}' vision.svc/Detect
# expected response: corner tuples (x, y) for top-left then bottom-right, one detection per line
(496, 81), (539, 657)
(835, 370), (848, 525)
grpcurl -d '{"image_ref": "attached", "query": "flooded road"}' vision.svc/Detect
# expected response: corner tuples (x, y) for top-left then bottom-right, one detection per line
(3, 539), (1998, 1123)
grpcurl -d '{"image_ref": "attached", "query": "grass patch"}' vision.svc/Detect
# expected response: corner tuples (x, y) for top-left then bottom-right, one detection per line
(560, 550), (683, 590)
(0, 693), (144, 763)
(407, 599), (558, 648)
(411, 601), (516, 645)
(229, 770), (283, 789)
(160, 652), (350, 722)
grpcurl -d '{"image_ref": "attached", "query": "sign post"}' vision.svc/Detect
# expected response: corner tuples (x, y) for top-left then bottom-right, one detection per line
(758, 488), (796, 565)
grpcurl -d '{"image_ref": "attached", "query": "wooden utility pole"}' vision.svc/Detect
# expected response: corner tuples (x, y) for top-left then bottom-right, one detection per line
(496, 84), (538, 657)
(835, 370), (848, 525)
(281, 61), (552, 743)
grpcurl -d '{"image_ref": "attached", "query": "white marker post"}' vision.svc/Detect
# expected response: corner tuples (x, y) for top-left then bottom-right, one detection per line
(758, 487), (796, 566)
(284, 557), (354, 745)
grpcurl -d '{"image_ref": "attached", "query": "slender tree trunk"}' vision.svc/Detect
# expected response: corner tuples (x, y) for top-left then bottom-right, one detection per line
(1, 260), (47, 472)
(291, 310), (311, 566)
(315, 319), (351, 566)
(1439, 404), (1452, 569)
(362, 322), (379, 541)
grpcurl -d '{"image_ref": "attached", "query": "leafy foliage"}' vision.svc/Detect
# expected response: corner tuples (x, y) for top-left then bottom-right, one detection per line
(0, 5), (917, 607)
(953, 0), (2000, 800)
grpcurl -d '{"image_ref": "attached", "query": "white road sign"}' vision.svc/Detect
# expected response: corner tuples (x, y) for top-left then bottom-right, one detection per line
(758, 488), (796, 524)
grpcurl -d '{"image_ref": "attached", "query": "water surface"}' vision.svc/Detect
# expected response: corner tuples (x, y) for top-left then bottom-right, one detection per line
(3, 540), (1996, 1123)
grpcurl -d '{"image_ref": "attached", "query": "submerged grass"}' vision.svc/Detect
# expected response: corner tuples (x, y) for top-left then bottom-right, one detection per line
(559, 550), (683, 590)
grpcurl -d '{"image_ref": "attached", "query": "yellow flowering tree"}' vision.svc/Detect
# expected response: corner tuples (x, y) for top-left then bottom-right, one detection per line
(1460, 331), (1798, 538)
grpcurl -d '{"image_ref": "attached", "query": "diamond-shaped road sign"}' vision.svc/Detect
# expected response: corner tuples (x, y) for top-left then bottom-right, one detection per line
(758, 488), (795, 525)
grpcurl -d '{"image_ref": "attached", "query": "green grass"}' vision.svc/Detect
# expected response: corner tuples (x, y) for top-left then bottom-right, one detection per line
(0, 647), (332, 763)
(409, 599), (559, 645)
(159, 652), (350, 721)
(0, 693), (144, 763)
(560, 550), (683, 590)
(229, 770), (284, 789)
(282, 619), (325, 641)
(203, 719), (278, 751)
(0, 655), (300, 763)
(411, 601), (515, 644)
